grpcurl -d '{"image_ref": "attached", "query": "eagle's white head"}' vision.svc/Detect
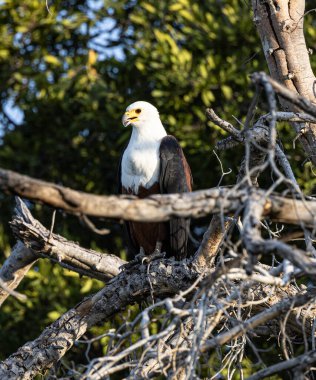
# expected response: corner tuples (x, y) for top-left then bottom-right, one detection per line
(122, 101), (166, 139)
(121, 101), (167, 192)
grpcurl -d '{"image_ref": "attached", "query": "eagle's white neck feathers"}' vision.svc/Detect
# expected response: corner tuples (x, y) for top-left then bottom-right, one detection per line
(121, 101), (167, 193)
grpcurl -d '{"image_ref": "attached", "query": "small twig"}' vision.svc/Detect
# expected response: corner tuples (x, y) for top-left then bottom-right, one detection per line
(0, 278), (27, 302)
(80, 214), (110, 235)
(201, 289), (316, 352)
(48, 209), (56, 240)
(247, 349), (316, 380)
(206, 108), (242, 140)
(213, 150), (232, 187)
(46, 0), (53, 15)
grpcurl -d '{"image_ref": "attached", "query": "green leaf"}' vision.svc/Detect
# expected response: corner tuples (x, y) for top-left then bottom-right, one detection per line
(44, 55), (61, 66)
(142, 3), (156, 13)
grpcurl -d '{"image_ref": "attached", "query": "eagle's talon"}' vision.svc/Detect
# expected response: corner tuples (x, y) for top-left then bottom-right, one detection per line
(119, 248), (146, 271)
(141, 248), (166, 264)
(120, 246), (166, 271)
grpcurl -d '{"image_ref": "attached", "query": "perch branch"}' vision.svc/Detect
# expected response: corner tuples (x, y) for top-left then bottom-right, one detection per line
(0, 258), (198, 379)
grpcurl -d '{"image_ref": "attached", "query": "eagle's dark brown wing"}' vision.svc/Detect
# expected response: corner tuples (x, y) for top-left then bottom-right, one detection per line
(159, 135), (192, 260)
(117, 149), (139, 258)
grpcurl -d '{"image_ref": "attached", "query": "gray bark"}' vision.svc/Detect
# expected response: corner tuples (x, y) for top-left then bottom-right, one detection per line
(0, 168), (316, 226)
(11, 198), (125, 281)
(252, 0), (316, 165)
(0, 258), (197, 379)
(0, 241), (36, 306)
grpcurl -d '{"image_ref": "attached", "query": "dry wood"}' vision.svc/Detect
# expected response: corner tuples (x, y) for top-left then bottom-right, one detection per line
(0, 241), (36, 306)
(251, 72), (316, 119)
(201, 289), (316, 352)
(11, 198), (125, 281)
(252, 0), (316, 165)
(247, 349), (316, 380)
(1, 168), (316, 227)
(0, 258), (198, 379)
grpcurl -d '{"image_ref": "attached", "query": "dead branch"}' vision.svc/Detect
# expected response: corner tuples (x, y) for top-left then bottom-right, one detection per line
(0, 241), (36, 306)
(1, 168), (316, 227)
(10, 198), (125, 281)
(251, 72), (316, 119)
(85, 271), (316, 380)
(0, 258), (198, 379)
(247, 349), (316, 380)
(201, 288), (316, 352)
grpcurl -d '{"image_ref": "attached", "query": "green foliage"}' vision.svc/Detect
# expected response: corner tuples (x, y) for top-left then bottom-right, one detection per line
(0, 0), (315, 373)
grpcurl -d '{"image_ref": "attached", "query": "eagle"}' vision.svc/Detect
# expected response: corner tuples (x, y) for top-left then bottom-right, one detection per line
(118, 101), (192, 261)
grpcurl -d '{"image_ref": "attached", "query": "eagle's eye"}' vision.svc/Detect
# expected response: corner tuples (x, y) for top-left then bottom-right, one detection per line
(135, 109), (142, 114)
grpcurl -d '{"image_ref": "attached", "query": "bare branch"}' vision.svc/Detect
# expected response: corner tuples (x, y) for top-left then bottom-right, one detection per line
(206, 108), (242, 140)
(0, 241), (36, 306)
(0, 168), (316, 227)
(251, 72), (316, 119)
(0, 258), (198, 379)
(247, 349), (316, 380)
(201, 289), (316, 352)
(11, 198), (125, 281)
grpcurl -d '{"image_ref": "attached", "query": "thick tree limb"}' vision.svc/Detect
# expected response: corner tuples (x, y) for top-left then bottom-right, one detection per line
(10, 198), (125, 281)
(252, 0), (316, 165)
(1, 168), (316, 226)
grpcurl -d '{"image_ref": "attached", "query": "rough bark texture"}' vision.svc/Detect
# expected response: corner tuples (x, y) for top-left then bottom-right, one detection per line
(1, 168), (316, 226)
(10, 199), (125, 282)
(0, 241), (36, 306)
(1, 185), (316, 378)
(193, 215), (229, 270)
(0, 259), (198, 379)
(252, 0), (316, 164)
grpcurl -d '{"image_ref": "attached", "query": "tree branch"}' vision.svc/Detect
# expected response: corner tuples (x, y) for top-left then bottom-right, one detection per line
(201, 288), (316, 352)
(0, 168), (316, 227)
(0, 241), (36, 306)
(10, 198), (125, 281)
(0, 258), (197, 379)
(247, 349), (316, 380)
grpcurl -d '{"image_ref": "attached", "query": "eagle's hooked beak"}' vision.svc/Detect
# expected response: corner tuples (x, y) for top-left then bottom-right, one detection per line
(122, 109), (140, 127)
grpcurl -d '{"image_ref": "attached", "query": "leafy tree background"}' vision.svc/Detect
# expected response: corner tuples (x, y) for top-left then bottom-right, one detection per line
(0, 0), (315, 368)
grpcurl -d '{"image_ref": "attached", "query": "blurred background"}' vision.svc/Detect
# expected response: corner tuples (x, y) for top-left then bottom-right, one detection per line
(0, 0), (315, 371)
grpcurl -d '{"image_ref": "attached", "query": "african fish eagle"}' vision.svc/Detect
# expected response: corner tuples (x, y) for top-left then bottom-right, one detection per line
(118, 101), (192, 261)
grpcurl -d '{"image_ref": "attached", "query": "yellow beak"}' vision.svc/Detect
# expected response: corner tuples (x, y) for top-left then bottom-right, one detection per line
(122, 109), (140, 127)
